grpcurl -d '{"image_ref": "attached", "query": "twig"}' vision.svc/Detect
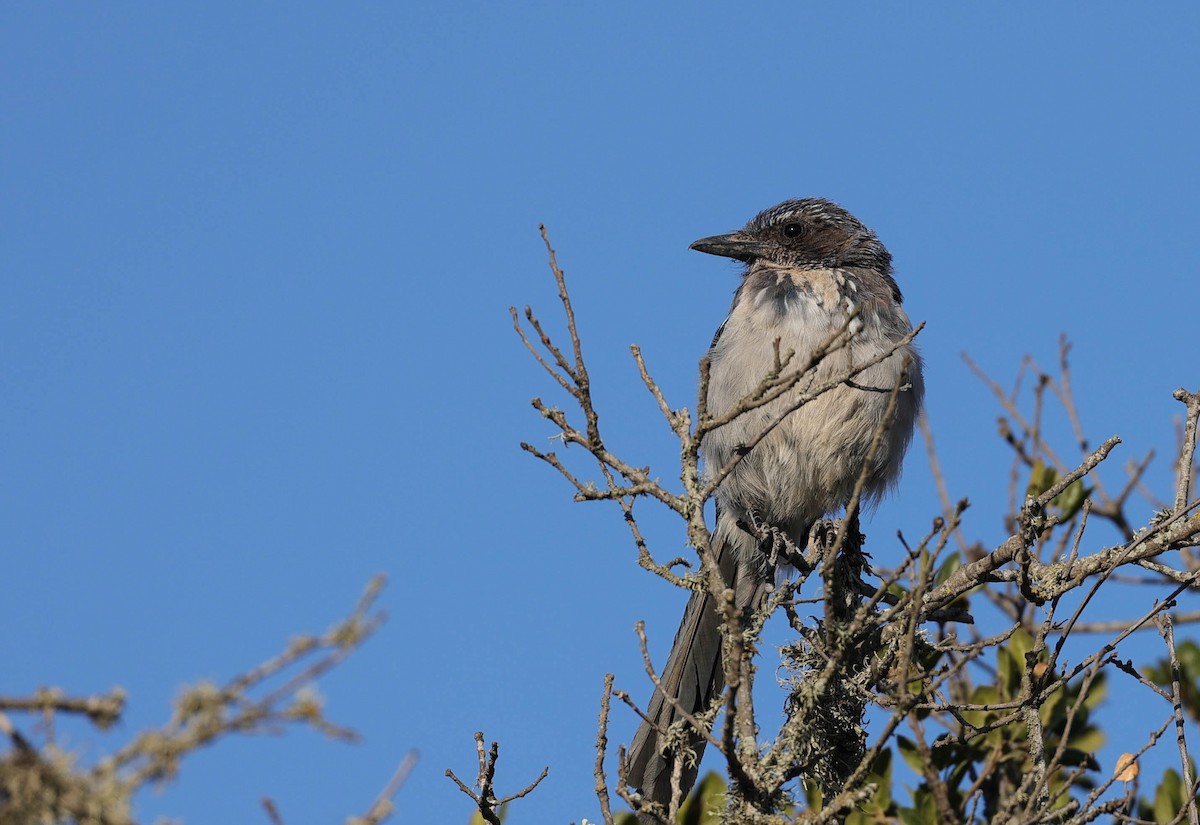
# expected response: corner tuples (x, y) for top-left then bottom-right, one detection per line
(1175, 389), (1200, 512)
(261, 797), (285, 825)
(919, 409), (968, 555)
(594, 674), (616, 825)
(0, 688), (125, 730)
(445, 732), (549, 825)
(1158, 613), (1200, 825)
(352, 750), (420, 825)
(1066, 610), (1200, 634)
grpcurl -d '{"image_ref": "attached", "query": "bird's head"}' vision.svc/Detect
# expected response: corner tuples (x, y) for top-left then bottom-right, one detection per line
(690, 198), (893, 276)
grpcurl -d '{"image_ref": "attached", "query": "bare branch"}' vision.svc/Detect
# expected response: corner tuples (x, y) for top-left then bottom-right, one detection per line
(445, 732), (548, 825)
(593, 675), (617, 825)
(1175, 388), (1200, 512)
(1158, 613), (1200, 825)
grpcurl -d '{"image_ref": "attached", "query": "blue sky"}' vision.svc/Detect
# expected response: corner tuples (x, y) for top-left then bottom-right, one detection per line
(3, 4), (1198, 823)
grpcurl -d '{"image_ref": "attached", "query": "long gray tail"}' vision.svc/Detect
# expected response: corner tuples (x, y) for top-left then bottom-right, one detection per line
(626, 533), (770, 811)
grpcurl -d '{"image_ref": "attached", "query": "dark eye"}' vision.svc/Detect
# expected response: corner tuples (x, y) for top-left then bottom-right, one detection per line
(782, 223), (804, 238)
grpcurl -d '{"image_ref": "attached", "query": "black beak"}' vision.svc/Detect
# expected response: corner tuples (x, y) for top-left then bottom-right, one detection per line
(689, 232), (770, 262)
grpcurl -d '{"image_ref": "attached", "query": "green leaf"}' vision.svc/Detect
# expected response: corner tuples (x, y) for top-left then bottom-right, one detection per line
(944, 751), (979, 794)
(897, 736), (925, 775)
(1050, 479), (1089, 518)
(678, 772), (726, 825)
(865, 747), (894, 811)
(1039, 684), (1065, 725)
(1176, 640), (1200, 673)
(1068, 727), (1105, 755)
(934, 552), (961, 585)
(1079, 672), (1108, 710)
(900, 787), (939, 825)
(964, 685), (998, 728)
(804, 776), (823, 811)
(1152, 768), (1184, 823)
(1147, 640), (1200, 723)
(1057, 748), (1100, 771)
(1027, 459), (1057, 497)
(999, 630), (1034, 698)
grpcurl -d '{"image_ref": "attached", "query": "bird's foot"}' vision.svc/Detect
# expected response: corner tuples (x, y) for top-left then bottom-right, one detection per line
(803, 519), (838, 568)
(745, 511), (805, 572)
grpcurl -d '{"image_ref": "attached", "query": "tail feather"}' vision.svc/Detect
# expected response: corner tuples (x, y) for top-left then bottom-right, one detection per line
(626, 532), (770, 811)
(627, 585), (723, 806)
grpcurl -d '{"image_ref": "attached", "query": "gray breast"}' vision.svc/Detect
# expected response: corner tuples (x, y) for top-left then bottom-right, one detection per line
(702, 265), (923, 554)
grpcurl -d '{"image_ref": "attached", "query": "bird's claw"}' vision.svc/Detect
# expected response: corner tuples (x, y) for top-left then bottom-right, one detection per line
(745, 510), (804, 571)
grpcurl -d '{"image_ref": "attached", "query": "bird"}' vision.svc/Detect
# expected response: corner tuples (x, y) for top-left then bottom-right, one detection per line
(626, 198), (924, 811)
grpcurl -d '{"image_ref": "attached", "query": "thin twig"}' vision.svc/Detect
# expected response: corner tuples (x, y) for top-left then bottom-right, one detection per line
(594, 674), (616, 825)
(1175, 389), (1200, 512)
(354, 751), (420, 825)
(1158, 613), (1200, 825)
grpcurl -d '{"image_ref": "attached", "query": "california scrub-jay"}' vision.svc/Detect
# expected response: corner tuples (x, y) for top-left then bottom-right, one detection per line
(627, 198), (924, 809)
